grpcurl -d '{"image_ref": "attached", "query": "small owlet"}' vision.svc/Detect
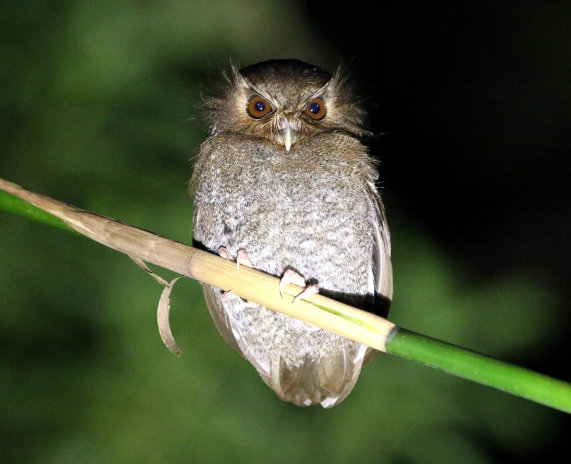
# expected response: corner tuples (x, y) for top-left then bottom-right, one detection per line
(190, 59), (393, 408)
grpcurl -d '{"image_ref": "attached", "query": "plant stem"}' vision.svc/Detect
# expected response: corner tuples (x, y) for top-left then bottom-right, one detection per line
(0, 188), (77, 234)
(386, 328), (571, 413)
(1, 177), (570, 414)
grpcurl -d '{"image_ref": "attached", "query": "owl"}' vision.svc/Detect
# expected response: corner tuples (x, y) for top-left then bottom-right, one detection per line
(190, 59), (392, 408)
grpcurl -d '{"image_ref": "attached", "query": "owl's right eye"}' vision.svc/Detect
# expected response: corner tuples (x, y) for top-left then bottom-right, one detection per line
(247, 95), (272, 119)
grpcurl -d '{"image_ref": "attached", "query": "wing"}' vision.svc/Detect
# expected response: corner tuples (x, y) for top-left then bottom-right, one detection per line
(202, 284), (243, 356)
(360, 188), (393, 365)
(370, 187), (393, 303)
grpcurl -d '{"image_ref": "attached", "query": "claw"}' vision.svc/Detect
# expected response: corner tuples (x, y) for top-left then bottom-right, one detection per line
(221, 289), (236, 302)
(279, 269), (307, 297)
(236, 249), (253, 272)
(293, 284), (319, 303)
(218, 247), (232, 260)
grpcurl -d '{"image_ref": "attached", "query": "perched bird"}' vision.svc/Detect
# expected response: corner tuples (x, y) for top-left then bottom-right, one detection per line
(190, 59), (392, 408)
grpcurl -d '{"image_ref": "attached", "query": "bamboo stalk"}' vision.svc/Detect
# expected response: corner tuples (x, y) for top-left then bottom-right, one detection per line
(386, 328), (571, 413)
(0, 177), (395, 351)
(1, 177), (570, 413)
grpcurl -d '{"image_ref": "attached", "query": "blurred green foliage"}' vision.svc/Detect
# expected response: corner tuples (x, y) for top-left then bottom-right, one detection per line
(0, 1), (567, 463)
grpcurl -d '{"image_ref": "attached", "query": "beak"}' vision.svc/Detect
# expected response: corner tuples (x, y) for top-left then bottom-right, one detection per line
(282, 125), (293, 152)
(278, 120), (299, 152)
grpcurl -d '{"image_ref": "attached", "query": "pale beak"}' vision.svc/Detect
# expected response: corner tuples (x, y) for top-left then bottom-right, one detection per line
(277, 121), (299, 152)
(282, 125), (293, 152)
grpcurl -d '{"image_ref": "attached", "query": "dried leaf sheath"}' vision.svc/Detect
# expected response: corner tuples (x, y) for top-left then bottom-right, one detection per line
(157, 277), (182, 356)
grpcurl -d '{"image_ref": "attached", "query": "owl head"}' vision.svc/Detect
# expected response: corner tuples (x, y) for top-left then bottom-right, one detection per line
(204, 59), (367, 151)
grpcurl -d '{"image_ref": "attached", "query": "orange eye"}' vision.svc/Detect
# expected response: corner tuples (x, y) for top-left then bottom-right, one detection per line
(247, 95), (272, 119)
(304, 97), (326, 120)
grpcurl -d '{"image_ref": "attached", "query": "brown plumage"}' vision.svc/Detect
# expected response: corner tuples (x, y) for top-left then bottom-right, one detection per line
(190, 59), (392, 407)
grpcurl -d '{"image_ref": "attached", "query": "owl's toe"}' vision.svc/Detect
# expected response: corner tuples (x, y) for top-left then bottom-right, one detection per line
(292, 284), (319, 302)
(218, 247), (253, 272)
(279, 269), (306, 296)
(220, 289), (236, 302)
(236, 249), (253, 271)
(279, 269), (320, 302)
(217, 247), (252, 299)
(218, 246), (232, 260)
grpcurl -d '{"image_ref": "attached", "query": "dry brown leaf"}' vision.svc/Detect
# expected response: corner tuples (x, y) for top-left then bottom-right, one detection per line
(157, 277), (182, 356)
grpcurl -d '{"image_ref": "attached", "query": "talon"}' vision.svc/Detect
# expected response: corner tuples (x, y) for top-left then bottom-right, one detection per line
(293, 284), (319, 303)
(221, 289), (235, 302)
(236, 249), (253, 272)
(279, 269), (308, 297)
(218, 247), (232, 261)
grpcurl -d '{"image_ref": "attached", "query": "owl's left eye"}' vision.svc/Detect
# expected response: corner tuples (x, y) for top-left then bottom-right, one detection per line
(247, 95), (272, 119)
(304, 97), (326, 120)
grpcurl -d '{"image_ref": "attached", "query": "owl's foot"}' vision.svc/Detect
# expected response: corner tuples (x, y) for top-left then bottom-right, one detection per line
(220, 289), (235, 302)
(236, 249), (253, 271)
(218, 247), (253, 272)
(217, 247), (253, 302)
(293, 284), (319, 302)
(218, 246), (233, 261)
(279, 269), (319, 302)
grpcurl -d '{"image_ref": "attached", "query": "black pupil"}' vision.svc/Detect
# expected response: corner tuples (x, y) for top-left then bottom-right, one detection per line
(309, 102), (320, 114)
(254, 100), (266, 112)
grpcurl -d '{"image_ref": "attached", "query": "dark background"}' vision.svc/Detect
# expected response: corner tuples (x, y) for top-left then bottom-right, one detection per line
(305, 0), (571, 376)
(1, 1), (569, 463)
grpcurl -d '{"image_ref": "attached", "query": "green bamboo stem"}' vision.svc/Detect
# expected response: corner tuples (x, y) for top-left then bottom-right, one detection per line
(386, 328), (571, 413)
(1, 180), (570, 414)
(0, 189), (77, 234)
